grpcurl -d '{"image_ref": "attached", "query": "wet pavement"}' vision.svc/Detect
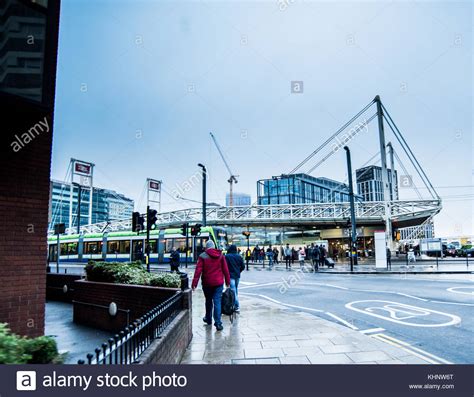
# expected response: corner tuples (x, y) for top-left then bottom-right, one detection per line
(181, 292), (433, 365)
(45, 301), (112, 364)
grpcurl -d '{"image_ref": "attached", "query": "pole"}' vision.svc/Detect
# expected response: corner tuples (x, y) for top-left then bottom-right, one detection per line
(198, 164), (207, 226)
(387, 142), (397, 201)
(344, 146), (357, 271)
(375, 95), (393, 255)
(185, 224), (189, 269)
(56, 233), (60, 273)
(146, 205), (150, 272)
(76, 183), (82, 234)
(246, 235), (250, 271)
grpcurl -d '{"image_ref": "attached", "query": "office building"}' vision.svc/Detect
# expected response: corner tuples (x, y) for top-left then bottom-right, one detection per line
(226, 192), (251, 206)
(356, 165), (398, 201)
(257, 173), (355, 205)
(49, 180), (134, 231)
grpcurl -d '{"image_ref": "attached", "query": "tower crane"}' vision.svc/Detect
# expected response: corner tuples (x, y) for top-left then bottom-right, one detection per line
(209, 132), (239, 206)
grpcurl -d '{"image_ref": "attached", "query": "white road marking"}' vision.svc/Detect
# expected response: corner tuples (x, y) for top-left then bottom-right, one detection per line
(447, 286), (474, 296)
(429, 300), (474, 307)
(371, 334), (437, 364)
(240, 292), (324, 312)
(360, 327), (385, 334)
(396, 293), (428, 301)
(345, 300), (461, 327)
(239, 282), (282, 290)
(373, 333), (453, 364)
(239, 281), (257, 286)
(324, 284), (349, 290)
(325, 312), (358, 330)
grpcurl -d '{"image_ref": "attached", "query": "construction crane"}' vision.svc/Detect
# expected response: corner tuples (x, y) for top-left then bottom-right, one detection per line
(209, 132), (239, 206)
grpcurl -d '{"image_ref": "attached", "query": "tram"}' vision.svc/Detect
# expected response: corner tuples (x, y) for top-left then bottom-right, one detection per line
(47, 226), (228, 264)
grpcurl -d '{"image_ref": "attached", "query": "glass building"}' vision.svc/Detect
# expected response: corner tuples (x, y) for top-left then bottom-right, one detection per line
(49, 180), (134, 232)
(257, 174), (354, 205)
(356, 166), (398, 201)
(226, 192), (251, 206)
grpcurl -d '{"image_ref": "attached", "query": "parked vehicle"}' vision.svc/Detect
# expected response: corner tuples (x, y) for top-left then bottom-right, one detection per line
(445, 244), (457, 257)
(456, 245), (473, 257)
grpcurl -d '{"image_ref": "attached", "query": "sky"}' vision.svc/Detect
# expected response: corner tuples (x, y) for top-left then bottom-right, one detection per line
(52, 0), (473, 237)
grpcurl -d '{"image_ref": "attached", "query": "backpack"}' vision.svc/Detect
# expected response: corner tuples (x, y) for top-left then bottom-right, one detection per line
(221, 287), (236, 322)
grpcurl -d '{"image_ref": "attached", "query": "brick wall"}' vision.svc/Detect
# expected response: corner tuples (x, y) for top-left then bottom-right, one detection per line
(46, 273), (82, 302)
(72, 280), (181, 332)
(0, 0), (60, 338)
(138, 289), (193, 364)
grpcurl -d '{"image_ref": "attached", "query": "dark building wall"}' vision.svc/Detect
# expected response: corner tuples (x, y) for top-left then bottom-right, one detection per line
(0, 0), (60, 337)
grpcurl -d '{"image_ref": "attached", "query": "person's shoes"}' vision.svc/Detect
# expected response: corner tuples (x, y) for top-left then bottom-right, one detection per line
(203, 317), (212, 325)
(215, 324), (224, 331)
(234, 307), (240, 313)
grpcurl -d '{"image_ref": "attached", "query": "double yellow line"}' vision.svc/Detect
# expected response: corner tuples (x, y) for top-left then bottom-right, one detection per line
(370, 333), (453, 364)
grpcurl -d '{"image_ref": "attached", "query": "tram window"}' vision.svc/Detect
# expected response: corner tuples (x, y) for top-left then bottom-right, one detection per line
(84, 241), (102, 254)
(119, 240), (130, 254)
(164, 238), (191, 253)
(148, 239), (158, 254)
(60, 242), (77, 255)
(48, 244), (57, 261)
(107, 240), (120, 254)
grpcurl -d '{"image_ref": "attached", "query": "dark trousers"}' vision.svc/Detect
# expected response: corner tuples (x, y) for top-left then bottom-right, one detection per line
(312, 258), (319, 271)
(202, 285), (224, 327)
(285, 255), (292, 268)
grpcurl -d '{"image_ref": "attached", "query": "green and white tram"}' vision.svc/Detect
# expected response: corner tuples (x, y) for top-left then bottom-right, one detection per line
(47, 226), (228, 264)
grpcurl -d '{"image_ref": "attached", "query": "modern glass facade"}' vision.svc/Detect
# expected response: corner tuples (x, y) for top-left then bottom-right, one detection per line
(226, 192), (251, 206)
(356, 166), (398, 201)
(257, 174), (353, 205)
(49, 180), (134, 231)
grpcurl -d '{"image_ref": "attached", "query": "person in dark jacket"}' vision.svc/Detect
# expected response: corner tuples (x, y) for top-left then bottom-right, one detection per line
(192, 240), (230, 331)
(225, 244), (245, 312)
(169, 247), (180, 272)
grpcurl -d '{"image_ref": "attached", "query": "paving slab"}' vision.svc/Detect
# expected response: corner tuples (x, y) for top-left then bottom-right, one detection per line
(181, 293), (432, 365)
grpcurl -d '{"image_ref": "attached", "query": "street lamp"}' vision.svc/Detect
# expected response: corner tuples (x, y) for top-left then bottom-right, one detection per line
(344, 146), (358, 271)
(197, 163), (207, 226)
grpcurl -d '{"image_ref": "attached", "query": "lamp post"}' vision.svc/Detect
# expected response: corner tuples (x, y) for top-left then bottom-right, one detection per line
(344, 146), (358, 271)
(198, 163), (207, 226)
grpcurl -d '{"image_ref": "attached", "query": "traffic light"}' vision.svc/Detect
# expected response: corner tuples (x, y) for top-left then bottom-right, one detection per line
(132, 212), (145, 233)
(147, 208), (157, 230)
(180, 223), (188, 236)
(191, 224), (202, 236)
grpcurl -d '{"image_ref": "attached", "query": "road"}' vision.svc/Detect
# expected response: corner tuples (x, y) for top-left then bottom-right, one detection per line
(52, 261), (473, 364)
(234, 267), (473, 364)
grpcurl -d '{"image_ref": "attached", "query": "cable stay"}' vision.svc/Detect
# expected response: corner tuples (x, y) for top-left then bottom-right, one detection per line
(288, 98), (376, 175)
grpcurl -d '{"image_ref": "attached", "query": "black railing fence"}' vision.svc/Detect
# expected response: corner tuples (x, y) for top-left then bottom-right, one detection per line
(78, 292), (183, 364)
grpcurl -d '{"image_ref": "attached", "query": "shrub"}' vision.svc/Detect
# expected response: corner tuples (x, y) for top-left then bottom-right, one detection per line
(150, 273), (181, 288)
(85, 261), (181, 288)
(0, 323), (61, 364)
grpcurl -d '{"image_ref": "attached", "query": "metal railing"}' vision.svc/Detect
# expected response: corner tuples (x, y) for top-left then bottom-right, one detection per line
(53, 200), (442, 235)
(78, 292), (183, 364)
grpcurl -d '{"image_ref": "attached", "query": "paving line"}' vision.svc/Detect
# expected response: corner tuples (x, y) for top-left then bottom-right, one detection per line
(396, 292), (428, 301)
(325, 312), (358, 330)
(372, 333), (453, 365)
(324, 284), (349, 290)
(429, 300), (474, 307)
(240, 292), (325, 313)
(239, 282), (282, 290)
(360, 327), (385, 334)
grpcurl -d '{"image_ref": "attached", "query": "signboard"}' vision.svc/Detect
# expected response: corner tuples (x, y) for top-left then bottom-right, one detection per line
(54, 223), (66, 235)
(374, 231), (387, 268)
(148, 180), (161, 192)
(74, 161), (92, 176)
(420, 238), (442, 252)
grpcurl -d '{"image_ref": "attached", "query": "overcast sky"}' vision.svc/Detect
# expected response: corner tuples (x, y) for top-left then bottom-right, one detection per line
(51, 0), (472, 237)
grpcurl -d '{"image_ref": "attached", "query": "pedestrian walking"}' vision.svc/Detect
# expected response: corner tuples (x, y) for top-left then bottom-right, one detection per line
(169, 247), (180, 272)
(284, 243), (292, 269)
(225, 244), (245, 313)
(273, 247), (279, 264)
(333, 247), (339, 262)
(319, 244), (326, 268)
(312, 243), (320, 271)
(386, 247), (392, 269)
(291, 247), (297, 265)
(298, 247), (306, 269)
(266, 246), (274, 267)
(191, 240), (230, 331)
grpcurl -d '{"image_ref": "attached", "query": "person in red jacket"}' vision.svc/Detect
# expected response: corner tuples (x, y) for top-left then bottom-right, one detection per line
(192, 240), (230, 331)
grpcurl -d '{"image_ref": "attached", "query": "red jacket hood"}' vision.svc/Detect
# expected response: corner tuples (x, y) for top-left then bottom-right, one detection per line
(206, 248), (222, 258)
